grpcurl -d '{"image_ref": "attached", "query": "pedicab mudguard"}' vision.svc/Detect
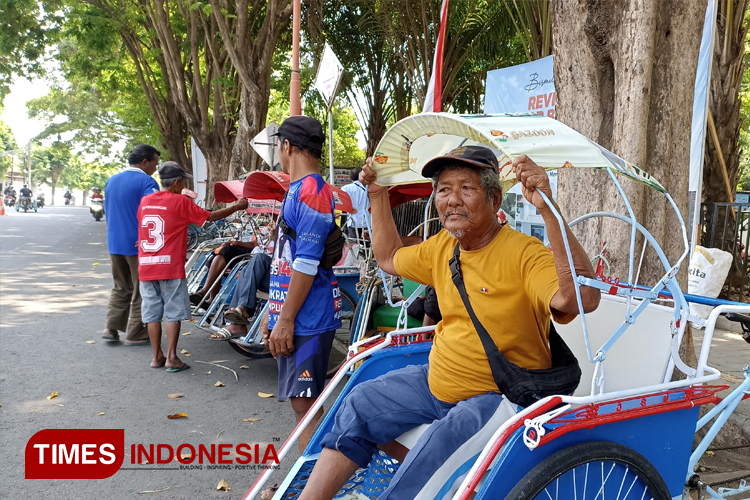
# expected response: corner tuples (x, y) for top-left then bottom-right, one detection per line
(472, 403), (699, 499)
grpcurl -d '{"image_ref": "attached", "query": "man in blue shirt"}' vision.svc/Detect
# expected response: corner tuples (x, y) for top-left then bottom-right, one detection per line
(101, 145), (160, 344)
(264, 116), (342, 455)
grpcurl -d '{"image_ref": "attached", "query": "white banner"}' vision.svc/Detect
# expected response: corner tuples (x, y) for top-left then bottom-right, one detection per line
(484, 56), (556, 118)
(314, 45), (344, 108)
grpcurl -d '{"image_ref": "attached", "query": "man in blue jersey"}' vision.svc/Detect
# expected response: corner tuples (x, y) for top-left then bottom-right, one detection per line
(264, 116), (342, 454)
(101, 145), (161, 344)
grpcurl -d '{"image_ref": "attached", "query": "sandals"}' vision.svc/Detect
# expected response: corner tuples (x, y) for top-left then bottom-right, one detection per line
(224, 307), (250, 325)
(210, 327), (241, 341)
(189, 293), (205, 306)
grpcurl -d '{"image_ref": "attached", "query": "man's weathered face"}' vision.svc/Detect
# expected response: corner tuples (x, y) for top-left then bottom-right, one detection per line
(142, 155), (160, 176)
(434, 167), (495, 239)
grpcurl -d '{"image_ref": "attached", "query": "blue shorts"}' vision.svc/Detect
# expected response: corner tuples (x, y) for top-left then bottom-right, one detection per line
(276, 331), (334, 401)
(139, 279), (191, 323)
(320, 364), (518, 500)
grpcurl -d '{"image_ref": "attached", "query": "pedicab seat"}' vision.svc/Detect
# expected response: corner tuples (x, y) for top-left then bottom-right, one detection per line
(392, 294), (676, 452)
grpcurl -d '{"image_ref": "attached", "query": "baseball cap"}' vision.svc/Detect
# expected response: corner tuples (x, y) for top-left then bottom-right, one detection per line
(273, 116), (325, 151)
(158, 161), (193, 180)
(421, 145), (499, 178)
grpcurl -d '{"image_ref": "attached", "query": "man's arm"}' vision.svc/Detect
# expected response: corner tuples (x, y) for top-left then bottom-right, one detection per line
(359, 158), (403, 275)
(513, 155), (600, 315)
(207, 198), (248, 222)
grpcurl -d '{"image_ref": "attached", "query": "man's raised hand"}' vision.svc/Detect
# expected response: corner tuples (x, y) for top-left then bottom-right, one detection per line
(359, 157), (387, 195)
(235, 197), (249, 211)
(511, 155), (553, 212)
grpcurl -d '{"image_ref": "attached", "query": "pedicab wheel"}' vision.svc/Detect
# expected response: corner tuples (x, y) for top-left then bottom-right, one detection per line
(227, 339), (273, 359)
(505, 441), (671, 500)
(326, 288), (357, 378)
(187, 224), (200, 251)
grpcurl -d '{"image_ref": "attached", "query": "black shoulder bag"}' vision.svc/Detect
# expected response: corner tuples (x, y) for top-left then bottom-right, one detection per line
(448, 242), (581, 407)
(277, 196), (345, 270)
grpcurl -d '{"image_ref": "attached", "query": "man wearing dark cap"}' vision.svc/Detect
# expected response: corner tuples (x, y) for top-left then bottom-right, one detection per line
(263, 116), (343, 455)
(137, 161), (248, 372)
(298, 147), (600, 499)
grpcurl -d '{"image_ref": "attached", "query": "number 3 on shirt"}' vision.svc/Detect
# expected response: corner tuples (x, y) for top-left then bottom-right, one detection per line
(141, 215), (165, 252)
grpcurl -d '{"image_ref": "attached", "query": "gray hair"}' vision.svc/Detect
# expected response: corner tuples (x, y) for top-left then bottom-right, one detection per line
(161, 177), (181, 188)
(430, 164), (500, 203)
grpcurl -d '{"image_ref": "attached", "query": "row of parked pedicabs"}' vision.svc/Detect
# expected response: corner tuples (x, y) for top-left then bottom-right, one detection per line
(185, 113), (750, 500)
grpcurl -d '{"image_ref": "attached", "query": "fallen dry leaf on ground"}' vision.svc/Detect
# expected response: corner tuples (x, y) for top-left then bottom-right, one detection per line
(214, 381), (225, 387)
(239, 365), (249, 369)
(184, 353), (192, 357)
(86, 340), (96, 344)
(92, 263), (101, 266)
(182, 331), (190, 336)
(167, 412), (188, 419)
(205, 371), (211, 375)
(141, 460), (150, 465)
(167, 393), (183, 399)
(257, 392), (273, 398)
(216, 479), (231, 491)
(243, 418), (261, 422)
(47, 392), (58, 400)
(180, 349), (189, 354)
(97, 412), (105, 416)
(93, 286), (101, 289)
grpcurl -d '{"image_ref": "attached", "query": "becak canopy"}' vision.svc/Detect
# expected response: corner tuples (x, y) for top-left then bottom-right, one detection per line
(242, 171), (354, 213)
(388, 182), (433, 209)
(214, 180), (281, 214)
(370, 112), (665, 193)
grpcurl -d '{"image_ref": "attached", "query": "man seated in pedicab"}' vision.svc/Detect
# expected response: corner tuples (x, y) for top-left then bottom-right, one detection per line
(298, 146), (601, 500)
(189, 233), (260, 307)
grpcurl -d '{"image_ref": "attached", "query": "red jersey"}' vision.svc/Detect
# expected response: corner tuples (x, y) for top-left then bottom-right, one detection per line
(91, 193), (103, 200)
(137, 191), (210, 281)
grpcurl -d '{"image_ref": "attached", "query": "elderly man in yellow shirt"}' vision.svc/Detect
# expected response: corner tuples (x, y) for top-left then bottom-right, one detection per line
(299, 145), (601, 500)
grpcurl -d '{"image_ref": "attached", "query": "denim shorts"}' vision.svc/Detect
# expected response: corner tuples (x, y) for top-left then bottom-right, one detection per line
(139, 279), (191, 323)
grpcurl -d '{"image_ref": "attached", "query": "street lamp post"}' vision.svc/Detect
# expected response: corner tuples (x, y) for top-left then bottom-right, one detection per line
(290, 0), (302, 116)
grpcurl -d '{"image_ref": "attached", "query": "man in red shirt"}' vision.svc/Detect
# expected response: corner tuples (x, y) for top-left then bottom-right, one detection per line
(137, 162), (248, 372)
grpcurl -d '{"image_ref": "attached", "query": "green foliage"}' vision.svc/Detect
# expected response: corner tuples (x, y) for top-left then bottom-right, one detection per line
(0, 0), (62, 101)
(28, 140), (117, 192)
(0, 120), (19, 178)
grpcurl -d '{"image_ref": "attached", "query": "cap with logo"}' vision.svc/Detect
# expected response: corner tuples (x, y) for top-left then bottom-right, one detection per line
(158, 161), (193, 180)
(421, 145), (499, 178)
(272, 116), (325, 151)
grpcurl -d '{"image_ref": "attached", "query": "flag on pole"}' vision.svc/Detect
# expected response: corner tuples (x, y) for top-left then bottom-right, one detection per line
(422, 0), (450, 113)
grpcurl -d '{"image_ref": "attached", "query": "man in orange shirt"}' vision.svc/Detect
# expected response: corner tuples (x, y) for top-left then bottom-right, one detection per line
(299, 146), (600, 500)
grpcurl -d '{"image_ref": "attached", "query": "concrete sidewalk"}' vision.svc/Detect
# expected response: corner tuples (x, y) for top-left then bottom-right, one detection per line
(693, 324), (750, 439)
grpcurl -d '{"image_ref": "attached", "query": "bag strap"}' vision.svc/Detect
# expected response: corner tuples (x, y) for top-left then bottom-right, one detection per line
(448, 242), (502, 359)
(278, 194), (297, 240)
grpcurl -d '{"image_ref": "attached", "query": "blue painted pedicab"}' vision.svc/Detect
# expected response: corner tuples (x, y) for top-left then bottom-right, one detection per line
(244, 113), (750, 500)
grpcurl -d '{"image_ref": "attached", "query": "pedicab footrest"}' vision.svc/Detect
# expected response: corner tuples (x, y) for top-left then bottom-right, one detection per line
(280, 450), (401, 499)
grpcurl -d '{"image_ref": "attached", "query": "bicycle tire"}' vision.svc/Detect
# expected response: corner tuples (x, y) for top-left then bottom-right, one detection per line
(504, 441), (671, 500)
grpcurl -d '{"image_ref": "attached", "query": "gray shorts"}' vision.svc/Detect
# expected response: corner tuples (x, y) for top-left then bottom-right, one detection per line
(139, 279), (191, 323)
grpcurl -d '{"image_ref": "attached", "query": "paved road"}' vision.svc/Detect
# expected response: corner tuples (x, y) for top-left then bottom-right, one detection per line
(0, 206), (310, 499)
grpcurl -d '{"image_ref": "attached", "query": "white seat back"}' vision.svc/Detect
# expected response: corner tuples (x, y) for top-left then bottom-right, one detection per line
(555, 294), (675, 396)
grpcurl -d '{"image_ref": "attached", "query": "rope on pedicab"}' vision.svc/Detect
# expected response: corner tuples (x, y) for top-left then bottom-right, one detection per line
(708, 471), (750, 487)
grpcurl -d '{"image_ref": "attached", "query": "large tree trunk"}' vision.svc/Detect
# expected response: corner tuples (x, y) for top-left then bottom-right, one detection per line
(230, 81), (272, 179)
(552, 0), (704, 290)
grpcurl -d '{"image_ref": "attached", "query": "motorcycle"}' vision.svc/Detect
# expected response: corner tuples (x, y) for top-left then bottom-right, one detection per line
(17, 197), (37, 213)
(64, 194), (74, 205)
(90, 199), (104, 221)
(4, 194), (16, 207)
(36, 194), (45, 208)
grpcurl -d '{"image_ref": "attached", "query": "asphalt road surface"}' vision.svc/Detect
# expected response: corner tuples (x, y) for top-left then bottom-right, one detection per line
(0, 205), (322, 499)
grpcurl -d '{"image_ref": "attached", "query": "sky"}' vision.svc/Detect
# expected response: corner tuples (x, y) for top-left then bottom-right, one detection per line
(1, 77), (51, 148)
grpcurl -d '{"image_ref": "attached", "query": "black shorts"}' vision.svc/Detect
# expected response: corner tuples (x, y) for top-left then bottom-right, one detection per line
(276, 331), (335, 401)
(218, 245), (253, 262)
(406, 286), (442, 322)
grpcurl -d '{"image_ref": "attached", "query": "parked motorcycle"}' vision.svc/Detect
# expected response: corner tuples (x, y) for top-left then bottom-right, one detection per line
(90, 199), (104, 221)
(36, 194), (45, 208)
(17, 197), (37, 213)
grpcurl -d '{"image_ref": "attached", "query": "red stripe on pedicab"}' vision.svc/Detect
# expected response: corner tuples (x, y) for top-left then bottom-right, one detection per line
(458, 396), (564, 500)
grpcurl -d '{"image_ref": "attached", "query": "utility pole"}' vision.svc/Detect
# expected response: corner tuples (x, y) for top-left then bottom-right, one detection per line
(26, 142), (31, 186)
(289, 0), (301, 116)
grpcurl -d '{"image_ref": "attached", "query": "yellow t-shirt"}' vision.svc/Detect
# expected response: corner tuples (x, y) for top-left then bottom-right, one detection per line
(393, 226), (574, 404)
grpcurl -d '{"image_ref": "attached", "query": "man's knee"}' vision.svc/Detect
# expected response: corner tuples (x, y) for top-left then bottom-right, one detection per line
(290, 396), (317, 415)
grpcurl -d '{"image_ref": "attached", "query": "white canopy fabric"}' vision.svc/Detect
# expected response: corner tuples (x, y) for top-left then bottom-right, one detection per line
(371, 113), (665, 193)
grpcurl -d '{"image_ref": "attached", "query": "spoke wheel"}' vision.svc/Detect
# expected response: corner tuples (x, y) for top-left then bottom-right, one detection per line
(505, 441), (671, 500)
(326, 288), (357, 378)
